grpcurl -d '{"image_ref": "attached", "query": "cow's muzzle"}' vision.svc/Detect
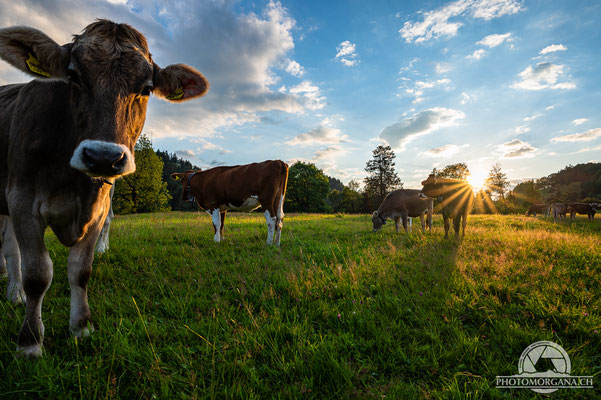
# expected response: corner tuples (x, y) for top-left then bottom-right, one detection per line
(70, 140), (135, 178)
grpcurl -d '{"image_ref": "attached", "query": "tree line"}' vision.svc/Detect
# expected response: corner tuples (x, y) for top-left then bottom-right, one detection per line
(113, 138), (601, 215)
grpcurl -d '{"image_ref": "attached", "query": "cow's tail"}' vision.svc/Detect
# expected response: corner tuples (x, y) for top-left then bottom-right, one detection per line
(277, 161), (289, 220)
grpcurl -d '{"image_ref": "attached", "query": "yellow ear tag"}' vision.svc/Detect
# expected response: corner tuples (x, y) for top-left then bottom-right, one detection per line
(26, 53), (51, 78)
(166, 86), (184, 100)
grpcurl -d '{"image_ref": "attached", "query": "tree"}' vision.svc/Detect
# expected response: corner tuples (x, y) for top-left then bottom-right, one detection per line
(284, 162), (331, 213)
(113, 135), (171, 214)
(437, 162), (470, 180)
(364, 145), (402, 207)
(485, 163), (510, 200)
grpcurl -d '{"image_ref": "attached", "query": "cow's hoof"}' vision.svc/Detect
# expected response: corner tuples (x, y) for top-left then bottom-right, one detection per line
(7, 285), (25, 306)
(70, 323), (95, 338)
(16, 344), (43, 358)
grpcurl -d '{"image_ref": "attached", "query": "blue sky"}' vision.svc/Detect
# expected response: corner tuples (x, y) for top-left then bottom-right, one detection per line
(1, 0), (600, 189)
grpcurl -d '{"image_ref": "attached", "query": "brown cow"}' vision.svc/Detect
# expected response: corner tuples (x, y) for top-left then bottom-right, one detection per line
(420, 175), (474, 239)
(567, 202), (597, 220)
(0, 20), (208, 357)
(171, 160), (289, 245)
(371, 189), (433, 233)
(526, 203), (549, 217)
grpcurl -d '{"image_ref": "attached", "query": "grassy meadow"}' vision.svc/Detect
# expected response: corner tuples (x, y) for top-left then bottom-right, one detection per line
(0, 212), (600, 399)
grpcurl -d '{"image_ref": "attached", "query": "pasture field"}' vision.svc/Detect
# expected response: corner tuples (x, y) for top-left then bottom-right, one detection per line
(0, 212), (600, 399)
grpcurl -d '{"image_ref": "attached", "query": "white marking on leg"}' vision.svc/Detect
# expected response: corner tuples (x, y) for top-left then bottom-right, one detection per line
(275, 194), (285, 246)
(277, 194), (285, 219)
(408, 217), (412, 233)
(264, 210), (276, 245)
(212, 209), (221, 242)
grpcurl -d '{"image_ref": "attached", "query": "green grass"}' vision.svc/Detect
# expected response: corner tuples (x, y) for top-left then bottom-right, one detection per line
(0, 212), (600, 399)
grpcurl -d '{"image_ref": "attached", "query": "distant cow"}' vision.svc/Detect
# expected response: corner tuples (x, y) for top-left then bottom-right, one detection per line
(171, 160), (289, 246)
(0, 20), (208, 357)
(420, 175), (474, 239)
(567, 202), (597, 220)
(551, 203), (567, 222)
(526, 203), (549, 217)
(372, 189), (433, 233)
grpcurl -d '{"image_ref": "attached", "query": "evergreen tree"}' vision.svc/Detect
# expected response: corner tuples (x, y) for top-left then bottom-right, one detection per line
(113, 135), (171, 214)
(284, 162), (331, 213)
(364, 145), (402, 206)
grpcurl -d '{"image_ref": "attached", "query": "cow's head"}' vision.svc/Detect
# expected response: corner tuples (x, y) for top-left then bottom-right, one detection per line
(170, 170), (198, 201)
(0, 20), (208, 178)
(420, 174), (440, 198)
(371, 211), (386, 232)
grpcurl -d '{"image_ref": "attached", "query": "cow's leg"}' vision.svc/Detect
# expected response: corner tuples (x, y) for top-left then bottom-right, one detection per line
(274, 193), (285, 246)
(264, 209), (276, 245)
(443, 216), (450, 239)
(461, 212), (468, 237)
(2, 218), (25, 304)
(427, 199), (434, 231)
(419, 213), (426, 233)
(453, 216), (461, 238)
(68, 224), (102, 338)
(220, 211), (226, 239)
(95, 185), (114, 254)
(11, 216), (52, 358)
(0, 245), (5, 276)
(394, 217), (401, 233)
(211, 209), (221, 243)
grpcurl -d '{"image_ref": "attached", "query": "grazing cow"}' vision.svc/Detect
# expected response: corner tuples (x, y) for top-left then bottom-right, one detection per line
(171, 160), (289, 245)
(526, 203), (549, 217)
(551, 203), (567, 222)
(371, 189), (433, 233)
(420, 175), (474, 239)
(567, 202), (597, 220)
(0, 20), (208, 357)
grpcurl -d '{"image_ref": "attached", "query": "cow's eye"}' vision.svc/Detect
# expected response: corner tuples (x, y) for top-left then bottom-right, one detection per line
(140, 85), (153, 96)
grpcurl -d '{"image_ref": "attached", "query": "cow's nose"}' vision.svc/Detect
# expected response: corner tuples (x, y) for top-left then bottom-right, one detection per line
(81, 147), (126, 174)
(71, 140), (135, 178)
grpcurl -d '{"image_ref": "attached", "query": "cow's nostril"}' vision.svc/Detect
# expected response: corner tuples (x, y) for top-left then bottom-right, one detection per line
(112, 153), (126, 169)
(82, 147), (100, 166)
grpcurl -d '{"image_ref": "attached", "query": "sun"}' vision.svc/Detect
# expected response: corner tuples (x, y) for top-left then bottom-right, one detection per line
(467, 170), (488, 192)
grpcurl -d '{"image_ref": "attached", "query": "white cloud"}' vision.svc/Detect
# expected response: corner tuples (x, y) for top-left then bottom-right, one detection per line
(175, 149), (197, 158)
(460, 92), (472, 104)
(551, 128), (601, 143)
(335, 40), (359, 66)
(284, 59), (304, 77)
(379, 107), (466, 150)
(511, 62), (576, 91)
(496, 139), (537, 158)
(467, 49), (487, 60)
(287, 126), (349, 146)
(572, 118), (588, 126)
(287, 80), (326, 110)
(546, 105), (556, 110)
(435, 62), (451, 74)
(421, 144), (469, 158)
(523, 114), (541, 121)
(514, 125), (530, 134)
(476, 32), (513, 47)
(401, 78), (451, 103)
(540, 44), (567, 55)
(400, 0), (523, 43)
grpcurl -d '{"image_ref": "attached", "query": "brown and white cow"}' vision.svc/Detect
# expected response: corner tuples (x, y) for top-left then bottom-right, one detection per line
(171, 160), (289, 246)
(526, 203), (549, 217)
(0, 20), (208, 357)
(567, 202), (597, 220)
(371, 189), (433, 233)
(420, 175), (474, 239)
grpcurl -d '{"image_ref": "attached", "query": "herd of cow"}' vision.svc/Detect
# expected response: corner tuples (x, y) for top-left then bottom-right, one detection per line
(0, 20), (594, 358)
(527, 202), (599, 222)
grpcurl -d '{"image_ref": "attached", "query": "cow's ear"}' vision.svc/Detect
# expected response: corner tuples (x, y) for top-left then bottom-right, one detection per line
(153, 63), (209, 102)
(171, 172), (185, 181)
(0, 26), (69, 79)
